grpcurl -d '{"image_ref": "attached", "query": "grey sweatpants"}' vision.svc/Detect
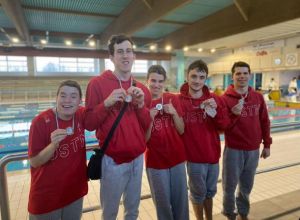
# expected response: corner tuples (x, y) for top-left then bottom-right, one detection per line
(29, 197), (83, 220)
(222, 147), (259, 218)
(146, 162), (189, 220)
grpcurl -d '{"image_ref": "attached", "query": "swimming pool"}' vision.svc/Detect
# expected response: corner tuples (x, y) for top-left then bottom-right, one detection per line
(1, 102), (300, 171)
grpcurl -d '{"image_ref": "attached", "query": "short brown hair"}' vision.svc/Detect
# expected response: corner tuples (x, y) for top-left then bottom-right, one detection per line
(57, 80), (82, 98)
(147, 65), (167, 81)
(108, 34), (134, 56)
(231, 61), (251, 75)
(187, 60), (208, 76)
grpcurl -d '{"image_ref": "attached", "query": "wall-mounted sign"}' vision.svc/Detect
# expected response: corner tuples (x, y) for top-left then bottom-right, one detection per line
(285, 53), (298, 66)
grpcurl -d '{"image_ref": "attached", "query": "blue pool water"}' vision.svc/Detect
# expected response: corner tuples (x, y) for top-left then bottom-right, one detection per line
(1, 102), (300, 171)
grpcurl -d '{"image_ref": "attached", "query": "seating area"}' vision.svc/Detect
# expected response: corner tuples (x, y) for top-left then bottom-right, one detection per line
(0, 77), (89, 104)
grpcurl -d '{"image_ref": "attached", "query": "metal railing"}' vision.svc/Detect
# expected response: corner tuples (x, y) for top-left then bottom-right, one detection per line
(0, 145), (94, 220)
(1, 122), (300, 220)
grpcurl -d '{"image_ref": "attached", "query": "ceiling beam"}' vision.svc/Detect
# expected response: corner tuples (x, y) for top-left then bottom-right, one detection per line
(0, 46), (172, 60)
(3, 28), (155, 46)
(233, 0), (249, 21)
(142, 0), (154, 10)
(16, 5), (191, 26)
(159, 0), (300, 49)
(0, 0), (31, 45)
(100, 0), (191, 44)
(23, 5), (117, 19)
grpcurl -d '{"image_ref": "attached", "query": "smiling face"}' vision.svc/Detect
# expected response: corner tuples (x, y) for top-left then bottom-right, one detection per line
(232, 66), (251, 89)
(147, 72), (165, 99)
(110, 40), (135, 76)
(56, 86), (81, 120)
(187, 68), (207, 96)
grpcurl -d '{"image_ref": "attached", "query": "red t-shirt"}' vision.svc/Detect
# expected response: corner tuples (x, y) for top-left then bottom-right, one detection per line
(28, 107), (88, 214)
(145, 93), (186, 169)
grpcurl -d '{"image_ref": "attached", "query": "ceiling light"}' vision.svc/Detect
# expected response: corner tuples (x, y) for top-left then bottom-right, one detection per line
(65, 40), (72, 46)
(40, 39), (47, 45)
(133, 44), (137, 49)
(12, 37), (19, 43)
(197, 48), (203, 52)
(88, 41), (95, 47)
(210, 48), (216, 53)
(150, 44), (156, 51)
(165, 45), (172, 51)
(183, 46), (189, 52)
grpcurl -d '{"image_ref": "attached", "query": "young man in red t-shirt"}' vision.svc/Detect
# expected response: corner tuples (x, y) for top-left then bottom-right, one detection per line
(28, 80), (88, 219)
(221, 61), (272, 220)
(145, 65), (189, 220)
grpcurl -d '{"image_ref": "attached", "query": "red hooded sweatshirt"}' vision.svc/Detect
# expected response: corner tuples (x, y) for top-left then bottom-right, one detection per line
(84, 70), (151, 164)
(179, 83), (229, 163)
(221, 84), (272, 150)
(145, 93), (186, 169)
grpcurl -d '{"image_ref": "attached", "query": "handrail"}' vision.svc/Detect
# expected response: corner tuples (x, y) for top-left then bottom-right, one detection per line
(271, 121), (300, 129)
(1, 122), (299, 156)
(0, 153), (28, 220)
(1, 122), (300, 219)
(0, 142), (98, 156)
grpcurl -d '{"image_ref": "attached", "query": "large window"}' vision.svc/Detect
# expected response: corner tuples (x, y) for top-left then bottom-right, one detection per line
(132, 60), (147, 73)
(0, 56), (27, 72)
(104, 59), (148, 75)
(35, 57), (95, 73)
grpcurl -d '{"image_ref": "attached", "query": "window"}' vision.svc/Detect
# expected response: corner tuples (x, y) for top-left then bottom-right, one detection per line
(105, 59), (115, 71)
(132, 60), (147, 73)
(35, 57), (95, 73)
(104, 59), (148, 74)
(0, 56), (27, 72)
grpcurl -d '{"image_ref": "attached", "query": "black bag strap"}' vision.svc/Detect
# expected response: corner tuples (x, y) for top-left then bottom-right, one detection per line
(95, 102), (128, 155)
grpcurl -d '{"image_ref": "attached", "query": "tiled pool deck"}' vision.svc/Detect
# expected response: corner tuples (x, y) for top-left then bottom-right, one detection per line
(1, 129), (300, 220)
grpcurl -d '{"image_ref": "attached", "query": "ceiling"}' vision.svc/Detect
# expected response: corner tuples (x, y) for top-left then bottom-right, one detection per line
(0, 0), (300, 56)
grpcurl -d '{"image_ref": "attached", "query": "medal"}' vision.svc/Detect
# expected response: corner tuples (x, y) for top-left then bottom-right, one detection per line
(205, 106), (217, 118)
(200, 100), (217, 118)
(113, 73), (134, 103)
(200, 103), (205, 109)
(239, 98), (244, 105)
(125, 94), (132, 103)
(239, 92), (248, 105)
(155, 95), (164, 113)
(66, 127), (74, 135)
(55, 108), (75, 135)
(155, 103), (163, 110)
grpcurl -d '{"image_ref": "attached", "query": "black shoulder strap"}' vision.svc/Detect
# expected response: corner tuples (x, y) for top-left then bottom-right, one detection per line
(99, 102), (128, 154)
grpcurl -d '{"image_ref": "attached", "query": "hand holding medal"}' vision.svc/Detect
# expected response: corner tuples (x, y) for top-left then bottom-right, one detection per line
(200, 98), (217, 118)
(127, 86), (145, 108)
(50, 129), (69, 148)
(231, 92), (248, 115)
(55, 108), (75, 136)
